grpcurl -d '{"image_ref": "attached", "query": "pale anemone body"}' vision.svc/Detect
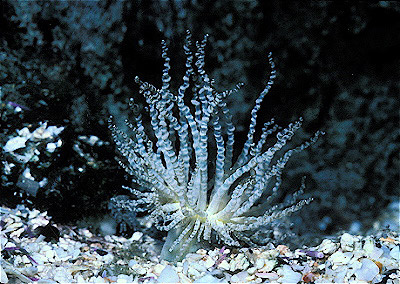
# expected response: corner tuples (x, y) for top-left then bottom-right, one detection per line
(110, 31), (322, 261)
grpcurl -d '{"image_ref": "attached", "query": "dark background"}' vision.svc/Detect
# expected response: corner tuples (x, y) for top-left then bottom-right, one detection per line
(1, 1), (399, 243)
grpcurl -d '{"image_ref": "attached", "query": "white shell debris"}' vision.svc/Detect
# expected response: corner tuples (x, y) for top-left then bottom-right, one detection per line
(194, 273), (221, 283)
(1, 204), (399, 283)
(4, 136), (29, 152)
(78, 135), (103, 146)
(0, 265), (8, 283)
(157, 265), (180, 283)
(354, 258), (380, 282)
(32, 122), (64, 140)
(46, 140), (62, 153)
(2, 161), (15, 175)
(318, 238), (338, 254)
(4, 122), (64, 154)
(277, 265), (302, 283)
(340, 232), (357, 251)
(390, 245), (399, 261)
